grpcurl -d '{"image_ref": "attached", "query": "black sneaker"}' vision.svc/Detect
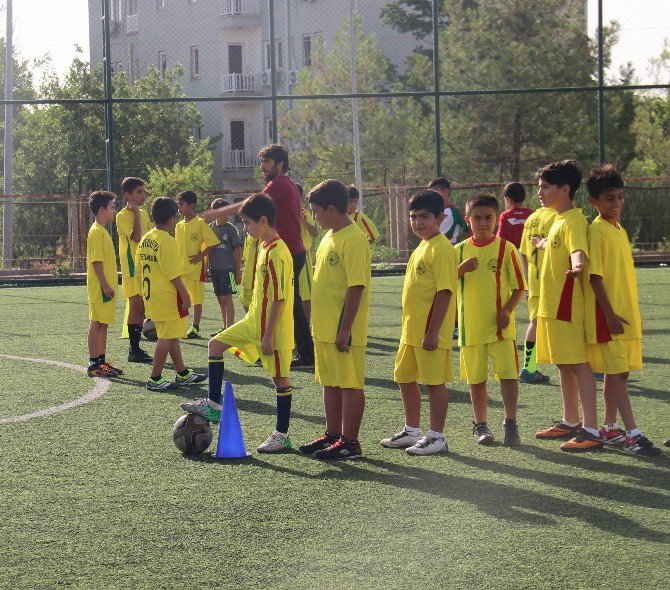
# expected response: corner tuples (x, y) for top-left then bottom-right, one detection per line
(624, 434), (662, 456)
(298, 432), (339, 455)
(313, 439), (362, 460)
(503, 421), (521, 446)
(291, 355), (315, 369)
(128, 349), (153, 363)
(473, 421), (494, 445)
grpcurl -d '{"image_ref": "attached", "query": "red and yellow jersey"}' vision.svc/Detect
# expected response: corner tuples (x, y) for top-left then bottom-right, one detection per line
(350, 210), (380, 243)
(116, 207), (152, 280)
(312, 223), (371, 346)
(455, 236), (526, 346)
(137, 228), (184, 321)
(246, 237), (294, 350)
(538, 208), (589, 323)
(585, 216), (641, 343)
(401, 233), (458, 349)
(301, 209), (317, 253)
(519, 207), (557, 298)
(86, 222), (118, 305)
(240, 234), (260, 292)
(175, 217), (220, 282)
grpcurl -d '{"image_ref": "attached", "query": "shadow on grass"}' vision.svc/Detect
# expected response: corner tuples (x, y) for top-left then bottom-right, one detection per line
(627, 383), (670, 403)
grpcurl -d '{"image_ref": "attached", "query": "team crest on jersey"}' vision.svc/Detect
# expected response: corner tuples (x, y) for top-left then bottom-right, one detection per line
(551, 235), (562, 249)
(259, 263), (268, 278)
(527, 218), (540, 230)
(487, 258), (498, 273)
(327, 252), (340, 266)
(190, 233), (198, 242)
(416, 260), (427, 275)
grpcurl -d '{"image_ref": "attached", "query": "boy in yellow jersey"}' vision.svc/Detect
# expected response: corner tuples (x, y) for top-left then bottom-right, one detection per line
(295, 184), (318, 323)
(139, 198), (206, 391)
(181, 194), (295, 453)
(381, 190), (457, 455)
(347, 185), (380, 243)
(533, 160), (603, 451)
(299, 179), (371, 460)
(175, 190), (221, 339)
(86, 191), (123, 378)
(585, 165), (661, 455)
(117, 177), (153, 363)
(239, 232), (260, 312)
(518, 205), (557, 383)
(456, 193), (526, 446)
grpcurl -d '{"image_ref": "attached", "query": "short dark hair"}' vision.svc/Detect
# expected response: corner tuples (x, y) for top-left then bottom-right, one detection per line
(211, 197), (230, 209)
(177, 190), (197, 205)
(586, 164), (624, 199)
(308, 179), (349, 214)
(258, 144), (289, 171)
(240, 193), (277, 226)
(152, 197), (178, 225)
(428, 177), (451, 191)
(89, 190), (115, 215)
(536, 160), (583, 200)
(121, 177), (145, 195)
(466, 192), (499, 215)
(503, 182), (526, 203)
(347, 185), (360, 201)
(408, 189), (444, 218)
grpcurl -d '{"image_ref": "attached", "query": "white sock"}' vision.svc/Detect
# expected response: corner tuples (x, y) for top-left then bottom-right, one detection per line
(562, 420), (581, 427)
(208, 399), (222, 410)
(405, 425), (421, 437)
(603, 423), (620, 432)
(426, 429), (444, 439)
(583, 427), (600, 437)
(626, 428), (641, 438)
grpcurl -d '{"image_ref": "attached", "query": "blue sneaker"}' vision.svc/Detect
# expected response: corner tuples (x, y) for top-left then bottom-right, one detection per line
(519, 368), (550, 384)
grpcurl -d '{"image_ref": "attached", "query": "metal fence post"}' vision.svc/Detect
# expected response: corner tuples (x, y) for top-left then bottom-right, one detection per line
(102, 0), (116, 192)
(269, 0), (277, 144)
(597, 0), (606, 165)
(433, 0), (442, 178)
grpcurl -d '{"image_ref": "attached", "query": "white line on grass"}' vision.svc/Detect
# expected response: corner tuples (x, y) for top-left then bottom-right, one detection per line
(0, 354), (112, 425)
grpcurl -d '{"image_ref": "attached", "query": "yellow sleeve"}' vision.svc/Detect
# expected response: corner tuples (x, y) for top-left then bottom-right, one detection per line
(343, 235), (369, 287)
(89, 228), (106, 263)
(587, 223), (605, 278)
(360, 212), (380, 242)
(432, 242), (457, 294)
(201, 219), (221, 248)
(566, 215), (589, 258)
(116, 210), (133, 239)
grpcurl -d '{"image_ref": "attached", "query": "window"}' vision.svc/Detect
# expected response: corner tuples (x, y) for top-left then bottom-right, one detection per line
(128, 0), (138, 16)
(158, 51), (167, 78)
(264, 42), (271, 70)
(193, 125), (202, 140)
(112, 61), (124, 75)
(302, 35), (312, 67)
(277, 40), (283, 70)
(190, 46), (200, 79)
(129, 43), (139, 82)
(111, 0), (121, 21)
(265, 118), (274, 142)
(157, 0), (166, 9)
(230, 121), (246, 151)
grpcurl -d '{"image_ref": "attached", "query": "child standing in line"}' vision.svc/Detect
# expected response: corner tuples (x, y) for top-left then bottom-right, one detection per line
(496, 182), (533, 249)
(456, 193), (527, 446)
(297, 183), (319, 323)
(347, 185), (380, 243)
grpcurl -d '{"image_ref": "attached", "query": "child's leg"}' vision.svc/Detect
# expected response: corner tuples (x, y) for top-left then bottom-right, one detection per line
(399, 381), (422, 429)
(470, 381), (488, 424)
(500, 379), (518, 421)
(168, 339), (186, 373)
(151, 338), (171, 378)
(523, 319), (538, 372)
(193, 304), (203, 328)
(323, 386), (343, 436)
(220, 295), (235, 328)
(426, 383), (448, 433)
(216, 295), (227, 327)
(207, 338), (230, 404)
(604, 372), (635, 430)
(301, 300), (311, 324)
(273, 377), (292, 434)
(88, 321), (103, 359)
(572, 362), (598, 431)
(128, 295), (145, 353)
(557, 365), (581, 424)
(341, 388), (365, 440)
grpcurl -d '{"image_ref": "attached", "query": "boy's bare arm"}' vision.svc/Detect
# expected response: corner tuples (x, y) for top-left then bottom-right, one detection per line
(189, 245), (215, 265)
(171, 277), (191, 310)
(335, 285), (365, 352)
(497, 288), (524, 329)
(92, 261), (115, 298)
(423, 289), (452, 350)
(201, 201), (244, 223)
(302, 214), (319, 237)
(458, 256), (478, 278)
(567, 249), (586, 277)
(234, 246), (243, 284)
(126, 201), (143, 243)
(589, 275), (629, 335)
(261, 299), (286, 355)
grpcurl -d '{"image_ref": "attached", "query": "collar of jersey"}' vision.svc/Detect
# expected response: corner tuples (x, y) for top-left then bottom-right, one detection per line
(470, 235), (496, 247)
(262, 236), (281, 248)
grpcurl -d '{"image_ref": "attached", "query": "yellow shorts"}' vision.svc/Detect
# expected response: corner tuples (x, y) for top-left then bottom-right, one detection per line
(239, 286), (253, 309)
(122, 274), (142, 299)
(215, 319), (291, 379)
(89, 301), (117, 325)
(314, 341), (366, 390)
(155, 317), (187, 340)
(586, 338), (642, 374)
(298, 257), (313, 302)
(394, 343), (454, 385)
(536, 316), (587, 365)
(183, 278), (205, 306)
(527, 294), (539, 321)
(459, 340), (519, 384)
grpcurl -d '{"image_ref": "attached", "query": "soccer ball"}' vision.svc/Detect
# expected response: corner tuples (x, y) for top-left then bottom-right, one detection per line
(142, 319), (158, 341)
(172, 414), (213, 455)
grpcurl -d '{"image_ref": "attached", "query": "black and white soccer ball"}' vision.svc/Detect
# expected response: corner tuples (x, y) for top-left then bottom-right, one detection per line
(172, 414), (213, 455)
(142, 319), (158, 341)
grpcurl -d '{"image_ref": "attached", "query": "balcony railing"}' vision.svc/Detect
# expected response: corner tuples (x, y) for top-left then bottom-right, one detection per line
(223, 149), (256, 169)
(221, 0), (260, 16)
(221, 73), (258, 93)
(127, 14), (138, 34)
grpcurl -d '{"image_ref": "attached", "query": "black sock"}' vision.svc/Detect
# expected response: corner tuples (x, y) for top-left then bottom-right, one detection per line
(208, 356), (225, 405)
(151, 373), (162, 381)
(504, 418), (517, 425)
(177, 369), (190, 377)
(128, 324), (142, 353)
(97, 354), (106, 364)
(193, 324), (200, 331)
(89, 357), (99, 367)
(276, 386), (292, 433)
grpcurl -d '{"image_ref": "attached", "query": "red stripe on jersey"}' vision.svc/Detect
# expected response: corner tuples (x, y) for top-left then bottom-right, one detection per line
(353, 211), (360, 222)
(511, 249), (524, 288)
(556, 275), (574, 322)
(594, 300), (613, 343)
(425, 298), (435, 336)
(361, 217), (375, 240)
(274, 351), (281, 378)
(263, 236), (280, 248)
(250, 240), (260, 290)
(233, 349), (242, 358)
(495, 239), (506, 340)
(260, 269), (270, 339)
(513, 341), (519, 373)
(268, 260), (279, 301)
(199, 259), (206, 282)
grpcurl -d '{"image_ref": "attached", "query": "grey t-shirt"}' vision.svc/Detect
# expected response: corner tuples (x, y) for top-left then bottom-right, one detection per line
(208, 222), (242, 271)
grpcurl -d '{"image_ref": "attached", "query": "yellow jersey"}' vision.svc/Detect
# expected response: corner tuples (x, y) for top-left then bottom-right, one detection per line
(519, 207), (557, 298)
(455, 236), (526, 346)
(401, 233), (458, 349)
(137, 228), (184, 322)
(116, 207), (152, 281)
(301, 209), (317, 253)
(240, 234), (260, 291)
(86, 222), (118, 305)
(585, 216), (642, 343)
(241, 237), (294, 350)
(175, 217), (221, 281)
(312, 222), (371, 346)
(538, 208), (589, 323)
(350, 210), (380, 243)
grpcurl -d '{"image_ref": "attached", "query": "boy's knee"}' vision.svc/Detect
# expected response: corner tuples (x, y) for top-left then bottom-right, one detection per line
(208, 339), (226, 356)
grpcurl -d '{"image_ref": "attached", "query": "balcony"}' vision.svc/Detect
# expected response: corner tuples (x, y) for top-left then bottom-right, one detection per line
(221, 73), (260, 94)
(223, 149), (257, 169)
(220, 0), (260, 28)
(127, 14), (138, 34)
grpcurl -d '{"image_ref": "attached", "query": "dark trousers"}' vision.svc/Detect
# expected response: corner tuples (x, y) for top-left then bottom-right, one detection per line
(292, 251), (314, 361)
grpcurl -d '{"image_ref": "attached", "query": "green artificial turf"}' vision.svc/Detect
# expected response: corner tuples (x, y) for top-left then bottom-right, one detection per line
(1, 269), (668, 590)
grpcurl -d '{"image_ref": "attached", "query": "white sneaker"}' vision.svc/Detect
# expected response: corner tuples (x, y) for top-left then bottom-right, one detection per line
(257, 431), (292, 453)
(380, 429), (422, 448)
(406, 435), (448, 455)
